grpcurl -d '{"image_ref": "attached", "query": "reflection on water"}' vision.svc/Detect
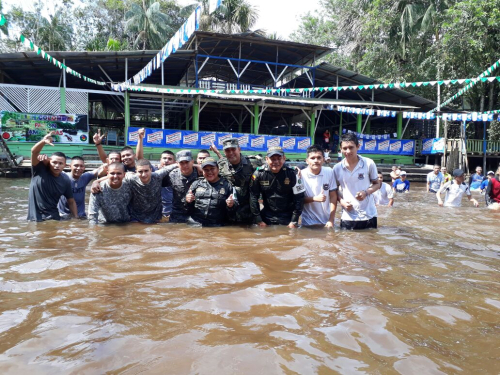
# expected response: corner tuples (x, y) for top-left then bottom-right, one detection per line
(0, 178), (499, 374)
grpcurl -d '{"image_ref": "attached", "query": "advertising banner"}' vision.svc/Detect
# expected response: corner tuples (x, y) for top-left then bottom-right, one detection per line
(421, 138), (445, 154)
(0, 111), (89, 144)
(358, 138), (415, 156)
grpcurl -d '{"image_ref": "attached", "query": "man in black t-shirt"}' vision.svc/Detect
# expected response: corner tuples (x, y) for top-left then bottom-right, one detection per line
(27, 131), (78, 221)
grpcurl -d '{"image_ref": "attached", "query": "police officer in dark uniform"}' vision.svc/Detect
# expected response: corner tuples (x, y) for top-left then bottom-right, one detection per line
(186, 157), (236, 226)
(162, 150), (200, 223)
(250, 146), (305, 228)
(215, 138), (256, 224)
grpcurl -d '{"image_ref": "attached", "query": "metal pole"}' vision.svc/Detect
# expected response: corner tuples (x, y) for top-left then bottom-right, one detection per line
(125, 58), (128, 81)
(161, 62), (165, 129)
(436, 84), (441, 138)
(483, 121), (487, 172)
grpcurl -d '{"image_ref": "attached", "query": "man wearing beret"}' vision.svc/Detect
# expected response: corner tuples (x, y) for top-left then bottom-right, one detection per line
(185, 157), (236, 226)
(250, 146), (305, 228)
(213, 138), (256, 224)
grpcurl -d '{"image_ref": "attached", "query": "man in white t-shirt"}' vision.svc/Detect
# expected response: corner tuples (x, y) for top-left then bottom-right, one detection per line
(301, 145), (337, 227)
(334, 133), (380, 230)
(373, 172), (394, 207)
(436, 169), (479, 207)
(427, 164), (444, 193)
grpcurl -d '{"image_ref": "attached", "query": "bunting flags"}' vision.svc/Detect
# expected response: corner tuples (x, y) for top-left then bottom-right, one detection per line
(430, 58), (500, 113)
(19, 34), (107, 86)
(111, 6), (203, 91)
(0, 14), (6, 26)
(344, 129), (392, 140)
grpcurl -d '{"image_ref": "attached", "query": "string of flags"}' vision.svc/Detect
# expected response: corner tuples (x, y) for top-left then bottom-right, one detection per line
(430, 57), (500, 113)
(111, 5), (204, 91)
(336, 105), (497, 122)
(343, 129), (393, 140)
(18, 35), (107, 86)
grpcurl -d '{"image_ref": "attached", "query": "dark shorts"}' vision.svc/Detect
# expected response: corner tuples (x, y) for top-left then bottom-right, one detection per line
(340, 217), (377, 230)
(429, 189), (438, 193)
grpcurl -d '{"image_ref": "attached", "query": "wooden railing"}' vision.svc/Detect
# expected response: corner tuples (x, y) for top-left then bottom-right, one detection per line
(416, 139), (500, 154)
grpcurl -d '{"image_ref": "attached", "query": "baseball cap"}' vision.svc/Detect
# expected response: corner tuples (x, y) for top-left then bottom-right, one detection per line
(400, 171), (407, 176)
(453, 169), (464, 177)
(176, 150), (193, 162)
(222, 138), (240, 150)
(487, 170), (495, 175)
(267, 146), (284, 157)
(201, 157), (218, 168)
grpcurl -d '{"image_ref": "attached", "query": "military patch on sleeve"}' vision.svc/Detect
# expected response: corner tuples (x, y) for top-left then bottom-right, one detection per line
(220, 188), (225, 195)
(284, 178), (290, 185)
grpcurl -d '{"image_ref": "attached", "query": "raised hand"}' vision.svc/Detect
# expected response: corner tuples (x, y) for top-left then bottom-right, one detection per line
(186, 189), (195, 203)
(91, 180), (102, 194)
(93, 129), (107, 145)
(138, 128), (146, 139)
(43, 131), (56, 146)
(226, 194), (234, 208)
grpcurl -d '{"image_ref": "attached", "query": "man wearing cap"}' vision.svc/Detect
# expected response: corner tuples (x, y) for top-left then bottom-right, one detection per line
(161, 150), (201, 223)
(213, 138), (256, 224)
(480, 171), (495, 194)
(392, 171), (410, 193)
(250, 146), (305, 228)
(437, 169), (479, 207)
(185, 157), (236, 226)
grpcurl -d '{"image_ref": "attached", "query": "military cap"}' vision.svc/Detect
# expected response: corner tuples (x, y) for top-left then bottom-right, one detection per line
(267, 146), (284, 157)
(176, 150), (193, 162)
(201, 157), (218, 168)
(453, 169), (464, 177)
(222, 138), (240, 150)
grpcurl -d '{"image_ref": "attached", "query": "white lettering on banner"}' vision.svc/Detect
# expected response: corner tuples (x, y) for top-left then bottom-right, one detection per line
(218, 134), (233, 145)
(166, 132), (182, 144)
(183, 133), (199, 144)
(267, 138), (280, 148)
(129, 130), (139, 142)
(237, 135), (249, 147)
(251, 136), (265, 148)
(298, 139), (310, 149)
(423, 139), (433, 151)
(282, 138), (296, 150)
(201, 133), (216, 145)
(147, 131), (163, 144)
(403, 142), (414, 152)
(365, 140), (376, 151)
(378, 140), (390, 152)
(390, 141), (401, 152)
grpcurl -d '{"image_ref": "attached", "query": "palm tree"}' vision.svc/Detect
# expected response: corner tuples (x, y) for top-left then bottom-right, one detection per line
(184, 0), (259, 34)
(37, 10), (73, 51)
(124, 0), (176, 50)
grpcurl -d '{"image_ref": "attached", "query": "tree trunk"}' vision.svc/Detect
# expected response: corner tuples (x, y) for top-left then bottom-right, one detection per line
(480, 83), (485, 113)
(488, 82), (494, 111)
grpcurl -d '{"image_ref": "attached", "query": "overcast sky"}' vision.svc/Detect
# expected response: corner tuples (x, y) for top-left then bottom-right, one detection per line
(3, 0), (322, 39)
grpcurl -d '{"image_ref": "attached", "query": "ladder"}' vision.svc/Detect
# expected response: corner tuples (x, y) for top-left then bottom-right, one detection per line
(0, 137), (18, 167)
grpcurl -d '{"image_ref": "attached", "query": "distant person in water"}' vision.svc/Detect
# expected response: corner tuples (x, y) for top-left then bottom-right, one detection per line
(393, 171), (410, 193)
(441, 166), (452, 183)
(390, 165), (400, 184)
(373, 172), (394, 207)
(436, 169), (478, 207)
(120, 128), (146, 173)
(480, 171), (495, 194)
(27, 131), (78, 221)
(334, 133), (380, 230)
(427, 165), (444, 193)
(485, 167), (500, 210)
(469, 166), (484, 191)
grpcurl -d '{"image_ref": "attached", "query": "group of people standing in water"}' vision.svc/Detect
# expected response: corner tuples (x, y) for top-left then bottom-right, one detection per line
(27, 128), (500, 228)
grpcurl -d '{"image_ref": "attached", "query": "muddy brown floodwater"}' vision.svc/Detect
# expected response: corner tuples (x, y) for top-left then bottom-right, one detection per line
(0, 178), (499, 374)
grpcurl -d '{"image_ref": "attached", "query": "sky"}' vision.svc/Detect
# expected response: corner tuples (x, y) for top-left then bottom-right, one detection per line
(3, 0), (323, 39)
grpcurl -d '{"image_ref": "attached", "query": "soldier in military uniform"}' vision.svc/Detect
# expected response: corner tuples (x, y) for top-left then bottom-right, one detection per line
(250, 146), (305, 228)
(185, 157), (236, 226)
(161, 150), (200, 223)
(212, 138), (256, 224)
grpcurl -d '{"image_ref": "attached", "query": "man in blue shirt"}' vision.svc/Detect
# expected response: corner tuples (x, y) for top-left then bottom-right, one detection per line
(393, 171), (410, 193)
(469, 166), (484, 190)
(427, 165), (444, 193)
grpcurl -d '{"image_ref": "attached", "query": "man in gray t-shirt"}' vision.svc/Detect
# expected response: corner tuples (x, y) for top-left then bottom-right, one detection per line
(125, 159), (177, 223)
(88, 163), (132, 224)
(27, 132), (78, 221)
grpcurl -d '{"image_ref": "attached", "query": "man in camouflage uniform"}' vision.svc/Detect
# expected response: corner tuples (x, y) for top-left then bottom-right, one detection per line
(185, 157), (236, 226)
(161, 150), (200, 223)
(216, 138), (256, 224)
(250, 146), (305, 228)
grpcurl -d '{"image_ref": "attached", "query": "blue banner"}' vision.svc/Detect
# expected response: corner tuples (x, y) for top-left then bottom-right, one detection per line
(421, 138), (445, 154)
(127, 128), (312, 153)
(359, 138), (415, 155)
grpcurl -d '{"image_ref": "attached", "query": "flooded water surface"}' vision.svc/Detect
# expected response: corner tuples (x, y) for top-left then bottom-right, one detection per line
(0, 178), (499, 374)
